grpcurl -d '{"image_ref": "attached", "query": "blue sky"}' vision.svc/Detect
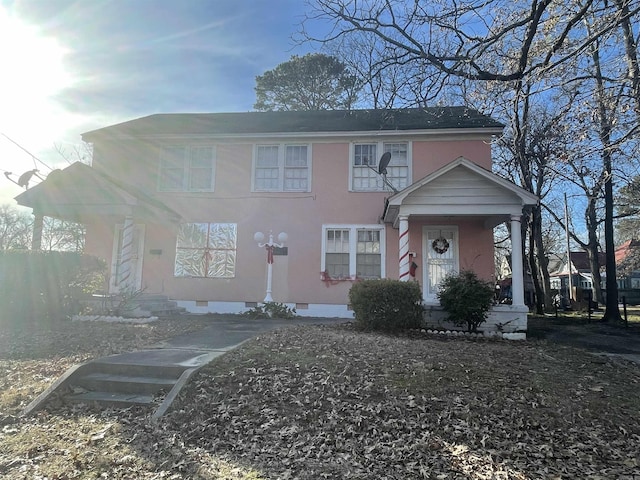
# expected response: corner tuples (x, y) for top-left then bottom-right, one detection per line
(0, 0), (323, 204)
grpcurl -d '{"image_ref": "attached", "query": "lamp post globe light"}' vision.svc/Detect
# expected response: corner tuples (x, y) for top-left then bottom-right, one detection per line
(254, 230), (287, 303)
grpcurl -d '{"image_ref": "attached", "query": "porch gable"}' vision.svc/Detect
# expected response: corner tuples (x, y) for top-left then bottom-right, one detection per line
(383, 157), (538, 227)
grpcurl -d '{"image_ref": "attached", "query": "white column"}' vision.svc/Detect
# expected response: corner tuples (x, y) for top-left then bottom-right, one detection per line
(31, 213), (43, 251)
(510, 214), (525, 307)
(398, 215), (410, 281)
(118, 215), (134, 290)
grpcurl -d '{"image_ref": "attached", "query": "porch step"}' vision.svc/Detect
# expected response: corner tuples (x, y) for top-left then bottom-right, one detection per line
(130, 294), (187, 317)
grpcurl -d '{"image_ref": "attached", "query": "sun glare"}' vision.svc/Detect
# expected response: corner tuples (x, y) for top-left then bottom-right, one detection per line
(0, 7), (78, 202)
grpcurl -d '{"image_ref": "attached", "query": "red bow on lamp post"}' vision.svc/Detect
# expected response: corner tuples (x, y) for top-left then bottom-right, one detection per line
(254, 230), (288, 302)
(266, 245), (275, 264)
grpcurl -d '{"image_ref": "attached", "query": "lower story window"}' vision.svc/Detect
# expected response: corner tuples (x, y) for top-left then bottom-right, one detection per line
(175, 223), (237, 278)
(323, 225), (384, 279)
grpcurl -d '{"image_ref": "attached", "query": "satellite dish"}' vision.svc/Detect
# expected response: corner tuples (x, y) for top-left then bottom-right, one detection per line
(378, 151), (391, 174)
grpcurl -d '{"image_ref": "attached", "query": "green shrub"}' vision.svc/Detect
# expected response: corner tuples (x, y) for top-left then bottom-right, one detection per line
(437, 270), (495, 332)
(243, 302), (297, 319)
(349, 279), (424, 332)
(0, 251), (105, 329)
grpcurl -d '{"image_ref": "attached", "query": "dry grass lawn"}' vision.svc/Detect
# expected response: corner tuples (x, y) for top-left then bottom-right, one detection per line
(1, 317), (640, 479)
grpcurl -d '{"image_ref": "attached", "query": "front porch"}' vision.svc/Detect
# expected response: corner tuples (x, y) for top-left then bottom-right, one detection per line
(383, 157), (538, 335)
(422, 303), (528, 338)
(14, 162), (181, 295)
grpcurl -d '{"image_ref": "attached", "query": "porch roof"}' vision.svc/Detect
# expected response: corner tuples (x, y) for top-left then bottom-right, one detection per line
(14, 162), (181, 223)
(382, 157), (538, 227)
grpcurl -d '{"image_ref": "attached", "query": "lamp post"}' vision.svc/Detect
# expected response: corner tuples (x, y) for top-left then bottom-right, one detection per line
(254, 230), (287, 302)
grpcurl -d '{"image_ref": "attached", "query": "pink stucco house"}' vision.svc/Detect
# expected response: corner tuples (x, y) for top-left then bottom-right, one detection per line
(16, 108), (537, 333)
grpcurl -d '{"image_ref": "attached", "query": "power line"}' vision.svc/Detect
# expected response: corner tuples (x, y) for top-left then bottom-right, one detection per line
(0, 132), (55, 172)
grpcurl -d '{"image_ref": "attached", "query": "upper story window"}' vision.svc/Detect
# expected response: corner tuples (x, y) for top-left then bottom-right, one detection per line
(159, 146), (216, 192)
(253, 144), (310, 192)
(351, 142), (410, 192)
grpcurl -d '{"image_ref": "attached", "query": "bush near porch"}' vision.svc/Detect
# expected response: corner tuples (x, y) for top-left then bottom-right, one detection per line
(0, 251), (105, 329)
(438, 270), (496, 333)
(349, 279), (424, 332)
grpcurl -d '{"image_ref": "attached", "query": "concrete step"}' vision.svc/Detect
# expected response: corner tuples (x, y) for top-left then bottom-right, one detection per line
(88, 361), (186, 379)
(77, 372), (177, 394)
(23, 349), (220, 418)
(130, 295), (187, 317)
(65, 390), (155, 407)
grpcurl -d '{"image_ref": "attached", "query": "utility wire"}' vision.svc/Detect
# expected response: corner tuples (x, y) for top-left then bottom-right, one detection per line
(0, 132), (55, 172)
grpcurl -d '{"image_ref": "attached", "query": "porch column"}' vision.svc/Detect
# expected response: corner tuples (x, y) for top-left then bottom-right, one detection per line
(510, 214), (525, 306)
(31, 213), (43, 251)
(118, 215), (135, 290)
(398, 215), (410, 281)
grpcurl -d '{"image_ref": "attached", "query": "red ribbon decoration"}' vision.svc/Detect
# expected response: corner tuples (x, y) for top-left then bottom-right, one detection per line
(266, 245), (275, 264)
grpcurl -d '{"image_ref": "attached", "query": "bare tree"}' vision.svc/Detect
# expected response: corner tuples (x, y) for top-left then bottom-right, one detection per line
(304, 1), (640, 99)
(616, 175), (640, 241)
(494, 90), (565, 313)
(0, 205), (32, 250)
(41, 218), (85, 252)
(303, 0), (640, 321)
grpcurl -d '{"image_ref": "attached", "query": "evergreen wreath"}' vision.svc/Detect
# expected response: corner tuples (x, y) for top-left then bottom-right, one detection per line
(432, 237), (450, 255)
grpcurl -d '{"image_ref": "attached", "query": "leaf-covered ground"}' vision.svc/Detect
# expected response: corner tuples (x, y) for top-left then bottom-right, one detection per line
(1, 319), (640, 479)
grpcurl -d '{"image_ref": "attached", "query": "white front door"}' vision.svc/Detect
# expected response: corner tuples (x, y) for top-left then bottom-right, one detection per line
(109, 224), (145, 293)
(422, 226), (458, 301)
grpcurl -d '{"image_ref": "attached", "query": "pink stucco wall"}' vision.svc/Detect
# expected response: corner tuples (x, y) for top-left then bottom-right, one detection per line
(87, 133), (496, 307)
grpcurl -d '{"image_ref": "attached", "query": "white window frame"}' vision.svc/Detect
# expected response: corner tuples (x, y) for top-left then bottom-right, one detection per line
(349, 141), (411, 192)
(158, 145), (216, 192)
(252, 143), (312, 192)
(321, 224), (386, 280)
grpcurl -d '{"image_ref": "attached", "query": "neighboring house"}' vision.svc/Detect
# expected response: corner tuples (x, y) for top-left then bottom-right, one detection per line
(615, 239), (640, 289)
(495, 254), (535, 308)
(549, 251), (606, 295)
(15, 108), (537, 332)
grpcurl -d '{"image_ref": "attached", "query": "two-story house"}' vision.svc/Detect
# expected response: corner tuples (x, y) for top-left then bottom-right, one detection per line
(16, 108), (537, 332)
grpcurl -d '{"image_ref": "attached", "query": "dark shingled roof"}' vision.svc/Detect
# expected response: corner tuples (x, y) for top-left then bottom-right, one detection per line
(82, 107), (504, 139)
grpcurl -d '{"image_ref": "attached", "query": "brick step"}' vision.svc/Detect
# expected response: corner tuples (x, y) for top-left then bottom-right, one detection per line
(76, 372), (177, 394)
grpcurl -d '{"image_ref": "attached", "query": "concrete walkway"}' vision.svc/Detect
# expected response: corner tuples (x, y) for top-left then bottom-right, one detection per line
(23, 316), (349, 418)
(157, 316), (347, 351)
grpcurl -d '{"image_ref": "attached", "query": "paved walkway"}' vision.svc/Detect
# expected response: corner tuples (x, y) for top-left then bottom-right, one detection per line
(113, 316), (349, 369)
(23, 316), (350, 417)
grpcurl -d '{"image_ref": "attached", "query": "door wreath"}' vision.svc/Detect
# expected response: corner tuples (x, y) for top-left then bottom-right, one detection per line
(432, 237), (450, 255)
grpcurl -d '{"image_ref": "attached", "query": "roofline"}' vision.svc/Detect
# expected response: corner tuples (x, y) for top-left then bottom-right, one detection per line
(82, 126), (504, 142)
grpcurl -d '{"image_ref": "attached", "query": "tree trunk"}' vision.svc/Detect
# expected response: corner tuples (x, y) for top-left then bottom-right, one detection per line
(526, 209), (545, 314)
(590, 33), (622, 323)
(585, 198), (605, 304)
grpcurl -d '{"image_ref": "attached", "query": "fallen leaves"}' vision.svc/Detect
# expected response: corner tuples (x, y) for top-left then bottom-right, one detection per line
(1, 319), (640, 479)
(162, 324), (640, 479)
